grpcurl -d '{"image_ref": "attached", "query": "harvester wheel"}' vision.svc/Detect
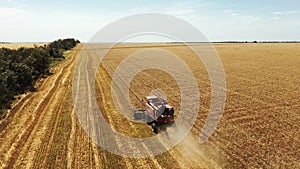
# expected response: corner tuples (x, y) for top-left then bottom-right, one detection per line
(152, 123), (159, 134)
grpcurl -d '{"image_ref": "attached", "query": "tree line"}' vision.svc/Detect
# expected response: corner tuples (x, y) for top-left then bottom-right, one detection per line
(0, 38), (80, 115)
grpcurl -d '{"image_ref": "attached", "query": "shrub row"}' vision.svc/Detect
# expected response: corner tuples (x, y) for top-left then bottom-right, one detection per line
(0, 38), (80, 114)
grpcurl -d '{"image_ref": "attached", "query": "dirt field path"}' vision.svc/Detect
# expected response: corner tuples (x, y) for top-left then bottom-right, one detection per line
(0, 45), (80, 168)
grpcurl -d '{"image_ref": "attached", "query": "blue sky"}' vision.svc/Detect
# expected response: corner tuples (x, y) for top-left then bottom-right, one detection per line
(0, 0), (299, 42)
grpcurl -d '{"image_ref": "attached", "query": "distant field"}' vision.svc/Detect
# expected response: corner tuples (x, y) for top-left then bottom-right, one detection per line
(0, 43), (47, 49)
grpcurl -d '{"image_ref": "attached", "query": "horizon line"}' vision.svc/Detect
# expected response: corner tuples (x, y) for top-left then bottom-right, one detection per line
(1, 40), (300, 44)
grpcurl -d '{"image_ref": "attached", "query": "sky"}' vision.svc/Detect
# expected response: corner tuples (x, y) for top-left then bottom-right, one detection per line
(0, 0), (299, 42)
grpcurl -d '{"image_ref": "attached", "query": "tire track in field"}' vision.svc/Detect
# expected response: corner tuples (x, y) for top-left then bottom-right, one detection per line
(72, 52), (93, 168)
(0, 93), (31, 130)
(66, 108), (77, 169)
(40, 49), (78, 168)
(72, 49), (108, 169)
(16, 48), (78, 169)
(2, 75), (62, 168)
(38, 57), (75, 168)
(83, 49), (127, 168)
(82, 51), (103, 169)
(0, 48), (78, 169)
(0, 82), (54, 168)
(67, 60), (83, 169)
(0, 94), (35, 157)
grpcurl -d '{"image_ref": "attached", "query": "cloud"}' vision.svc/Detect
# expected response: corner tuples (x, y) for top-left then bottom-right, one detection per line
(272, 16), (281, 20)
(0, 7), (29, 17)
(167, 9), (196, 16)
(273, 11), (300, 15)
(223, 9), (262, 22)
(164, 1), (198, 17)
(273, 11), (284, 15)
(272, 10), (300, 20)
(223, 9), (239, 16)
(224, 9), (234, 13)
(241, 15), (261, 22)
(161, 1), (214, 23)
(285, 11), (299, 15)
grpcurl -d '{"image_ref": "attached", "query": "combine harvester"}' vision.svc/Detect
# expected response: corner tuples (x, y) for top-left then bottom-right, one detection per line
(133, 96), (175, 134)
